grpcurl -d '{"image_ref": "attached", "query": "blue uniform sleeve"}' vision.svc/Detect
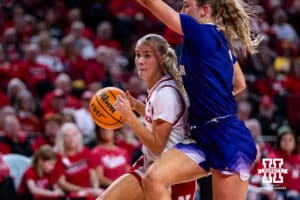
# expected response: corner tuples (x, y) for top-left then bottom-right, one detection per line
(180, 14), (217, 57)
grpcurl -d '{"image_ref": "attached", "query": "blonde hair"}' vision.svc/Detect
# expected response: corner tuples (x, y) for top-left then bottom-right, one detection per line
(197, 0), (261, 57)
(54, 122), (83, 155)
(32, 145), (56, 177)
(136, 34), (189, 105)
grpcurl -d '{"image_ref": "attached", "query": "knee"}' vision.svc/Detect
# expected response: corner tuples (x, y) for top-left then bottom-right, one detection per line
(142, 169), (165, 189)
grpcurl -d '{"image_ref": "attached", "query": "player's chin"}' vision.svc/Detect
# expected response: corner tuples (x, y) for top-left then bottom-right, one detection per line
(137, 72), (147, 80)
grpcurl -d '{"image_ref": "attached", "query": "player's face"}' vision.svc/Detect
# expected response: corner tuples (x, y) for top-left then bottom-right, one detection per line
(135, 43), (163, 85)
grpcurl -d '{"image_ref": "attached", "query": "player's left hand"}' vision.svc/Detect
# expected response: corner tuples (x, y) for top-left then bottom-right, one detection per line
(114, 93), (133, 118)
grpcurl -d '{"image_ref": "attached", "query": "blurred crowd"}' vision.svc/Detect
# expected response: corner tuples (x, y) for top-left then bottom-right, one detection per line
(0, 0), (299, 200)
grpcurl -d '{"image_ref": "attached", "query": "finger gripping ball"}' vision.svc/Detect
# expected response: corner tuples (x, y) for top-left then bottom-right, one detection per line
(90, 87), (125, 129)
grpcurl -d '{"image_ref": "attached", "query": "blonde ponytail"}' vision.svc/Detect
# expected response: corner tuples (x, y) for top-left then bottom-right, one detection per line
(197, 0), (262, 57)
(164, 47), (189, 107)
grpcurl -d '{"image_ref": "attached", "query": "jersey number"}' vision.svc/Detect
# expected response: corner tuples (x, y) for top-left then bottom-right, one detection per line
(178, 194), (191, 200)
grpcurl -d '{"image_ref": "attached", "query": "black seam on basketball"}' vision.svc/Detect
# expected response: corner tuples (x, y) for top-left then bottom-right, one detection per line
(91, 109), (122, 126)
(107, 88), (118, 99)
(95, 93), (124, 124)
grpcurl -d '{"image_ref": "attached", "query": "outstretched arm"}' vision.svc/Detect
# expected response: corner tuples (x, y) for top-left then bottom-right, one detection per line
(136, 0), (183, 35)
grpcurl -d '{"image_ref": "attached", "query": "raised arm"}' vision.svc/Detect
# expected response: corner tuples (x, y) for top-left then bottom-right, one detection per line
(136, 0), (182, 35)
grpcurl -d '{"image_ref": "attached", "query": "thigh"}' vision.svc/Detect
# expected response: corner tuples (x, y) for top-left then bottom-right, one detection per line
(146, 148), (208, 186)
(212, 169), (248, 200)
(97, 174), (145, 200)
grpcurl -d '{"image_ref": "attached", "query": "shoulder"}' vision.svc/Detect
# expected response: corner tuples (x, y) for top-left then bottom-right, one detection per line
(157, 84), (181, 99)
(82, 147), (91, 156)
(23, 167), (36, 178)
(91, 146), (105, 155)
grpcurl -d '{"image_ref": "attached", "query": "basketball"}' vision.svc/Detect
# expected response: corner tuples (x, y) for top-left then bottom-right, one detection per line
(89, 87), (126, 129)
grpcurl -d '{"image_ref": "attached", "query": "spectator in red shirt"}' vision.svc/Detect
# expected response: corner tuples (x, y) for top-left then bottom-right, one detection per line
(14, 90), (41, 134)
(109, 0), (142, 20)
(247, 144), (276, 200)
(67, 21), (95, 60)
(93, 21), (121, 51)
(42, 88), (68, 116)
(18, 145), (65, 200)
(84, 46), (106, 85)
(0, 115), (32, 156)
(36, 31), (64, 75)
(65, 8), (95, 41)
(7, 78), (27, 106)
(0, 106), (15, 134)
(41, 73), (81, 114)
(254, 65), (285, 97)
(0, 46), (17, 91)
(17, 44), (54, 98)
(90, 126), (130, 188)
(53, 123), (102, 198)
(1, 27), (23, 64)
(59, 35), (86, 80)
(255, 95), (285, 136)
(270, 125), (300, 200)
(31, 113), (63, 152)
(283, 60), (300, 95)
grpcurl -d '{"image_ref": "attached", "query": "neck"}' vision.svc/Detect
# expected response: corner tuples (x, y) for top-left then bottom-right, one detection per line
(66, 148), (78, 155)
(100, 142), (116, 149)
(147, 73), (164, 89)
(198, 15), (215, 24)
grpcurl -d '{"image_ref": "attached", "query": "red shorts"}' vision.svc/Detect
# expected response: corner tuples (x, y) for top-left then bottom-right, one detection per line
(129, 156), (197, 200)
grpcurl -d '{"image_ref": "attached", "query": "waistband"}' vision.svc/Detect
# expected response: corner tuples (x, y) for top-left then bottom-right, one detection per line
(190, 114), (234, 131)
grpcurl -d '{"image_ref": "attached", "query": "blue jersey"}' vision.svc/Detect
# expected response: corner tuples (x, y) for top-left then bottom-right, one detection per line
(179, 14), (237, 125)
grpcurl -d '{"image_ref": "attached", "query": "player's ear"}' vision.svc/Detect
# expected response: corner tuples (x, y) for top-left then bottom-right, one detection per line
(159, 55), (166, 65)
(199, 4), (210, 18)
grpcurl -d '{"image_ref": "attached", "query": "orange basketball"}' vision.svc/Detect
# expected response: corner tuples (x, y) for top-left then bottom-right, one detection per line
(89, 87), (125, 129)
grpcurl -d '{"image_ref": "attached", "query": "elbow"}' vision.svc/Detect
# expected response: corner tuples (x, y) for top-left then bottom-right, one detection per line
(151, 147), (164, 156)
(234, 83), (247, 96)
(239, 81), (247, 92)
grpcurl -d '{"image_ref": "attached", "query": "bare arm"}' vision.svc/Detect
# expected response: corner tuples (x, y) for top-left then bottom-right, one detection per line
(27, 180), (64, 198)
(233, 62), (246, 96)
(115, 94), (172, 155)
(136, 0), (182, 35)
(89, 169), (100, 189)
(95, 166), (113, 187)
(57, 175), (87, 192)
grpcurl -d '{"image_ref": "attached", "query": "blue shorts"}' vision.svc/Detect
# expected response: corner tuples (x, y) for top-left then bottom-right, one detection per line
(174, 115), (257, 181)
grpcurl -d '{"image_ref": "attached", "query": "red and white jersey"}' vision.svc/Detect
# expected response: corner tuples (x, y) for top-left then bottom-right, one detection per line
(141, 75), (188, 171)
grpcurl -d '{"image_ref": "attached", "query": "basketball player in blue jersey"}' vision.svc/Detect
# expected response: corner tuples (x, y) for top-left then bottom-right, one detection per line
(135, 0), (262, 200)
